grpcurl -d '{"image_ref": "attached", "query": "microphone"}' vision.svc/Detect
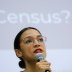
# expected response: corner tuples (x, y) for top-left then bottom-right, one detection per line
(35, 53), (50, 72)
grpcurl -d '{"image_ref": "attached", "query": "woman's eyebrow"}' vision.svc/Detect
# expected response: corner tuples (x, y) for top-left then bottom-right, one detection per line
(23, 35), (42, 39)
(37, 35), (42, 37)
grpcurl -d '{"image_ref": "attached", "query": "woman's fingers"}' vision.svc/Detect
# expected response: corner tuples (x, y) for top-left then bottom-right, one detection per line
(36, 60), (51, 72)
(39, 60), (51, 66)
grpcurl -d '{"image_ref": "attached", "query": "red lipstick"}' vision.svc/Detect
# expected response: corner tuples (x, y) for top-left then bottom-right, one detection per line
(34, 48), (43, 53)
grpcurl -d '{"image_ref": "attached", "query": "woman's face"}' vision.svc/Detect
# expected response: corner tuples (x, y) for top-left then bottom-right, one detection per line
(18, 29), (46, 61)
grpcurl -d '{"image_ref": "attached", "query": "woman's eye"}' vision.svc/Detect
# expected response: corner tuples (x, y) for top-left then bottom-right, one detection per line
(25, 39), (32, 44)
(38, 38), (44, 42)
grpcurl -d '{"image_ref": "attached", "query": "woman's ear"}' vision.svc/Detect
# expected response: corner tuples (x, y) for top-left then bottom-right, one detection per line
(15, 49), (22, 57)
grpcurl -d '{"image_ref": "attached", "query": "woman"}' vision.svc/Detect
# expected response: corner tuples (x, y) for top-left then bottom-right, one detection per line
(14, 27), (51, 72)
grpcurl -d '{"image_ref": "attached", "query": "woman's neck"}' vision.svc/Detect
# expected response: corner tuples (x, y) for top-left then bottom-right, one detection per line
(24, 61), (37, 72)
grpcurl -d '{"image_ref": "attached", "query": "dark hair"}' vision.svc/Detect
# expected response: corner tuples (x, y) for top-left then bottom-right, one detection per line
(14, 27), (41, 68)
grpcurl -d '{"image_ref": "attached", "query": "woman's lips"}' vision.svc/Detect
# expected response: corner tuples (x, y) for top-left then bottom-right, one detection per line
(34, 49), (43, 53)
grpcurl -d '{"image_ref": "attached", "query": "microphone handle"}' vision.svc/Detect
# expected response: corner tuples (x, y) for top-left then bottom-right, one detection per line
(45, 70), (50, 72)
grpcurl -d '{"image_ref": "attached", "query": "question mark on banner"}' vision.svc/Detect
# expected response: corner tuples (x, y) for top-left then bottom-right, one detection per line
(61, 10), (71, 23)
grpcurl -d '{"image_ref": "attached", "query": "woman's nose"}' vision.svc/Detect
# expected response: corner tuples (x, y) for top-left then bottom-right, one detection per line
(33, 40), (40, 47)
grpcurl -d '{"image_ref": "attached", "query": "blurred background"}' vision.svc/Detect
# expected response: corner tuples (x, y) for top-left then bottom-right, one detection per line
(0, 0), (72, 72)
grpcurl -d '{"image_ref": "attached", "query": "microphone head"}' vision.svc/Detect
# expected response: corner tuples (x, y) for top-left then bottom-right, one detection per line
(34, 53), (45, 62)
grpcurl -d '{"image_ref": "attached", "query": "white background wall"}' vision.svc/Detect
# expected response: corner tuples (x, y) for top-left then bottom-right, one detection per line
(0, 0), (72, 72)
